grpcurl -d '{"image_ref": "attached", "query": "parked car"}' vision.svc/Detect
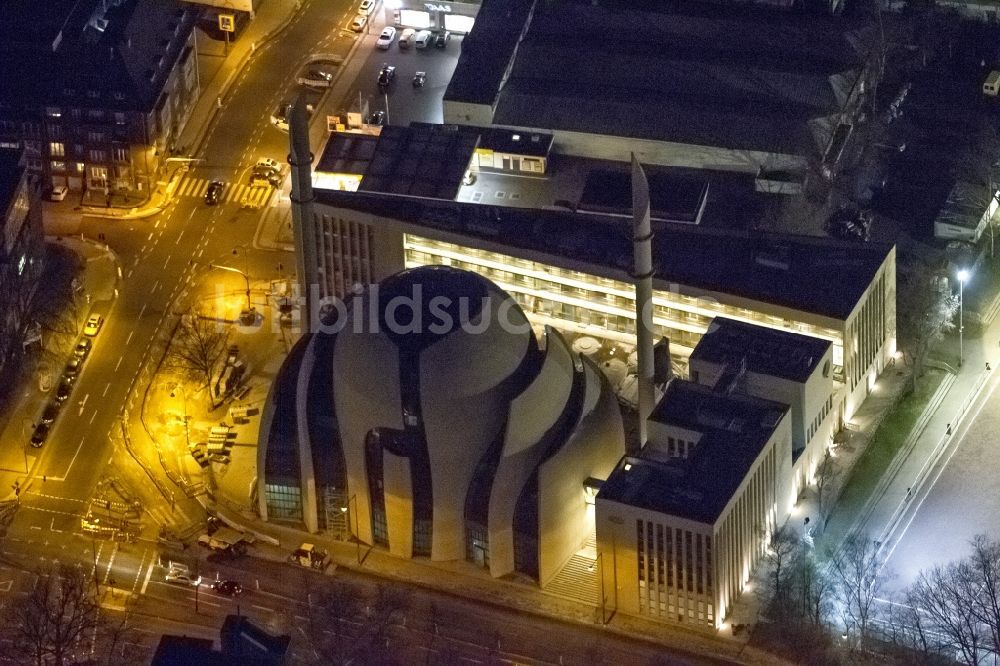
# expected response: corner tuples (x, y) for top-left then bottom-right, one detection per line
(434, 31), (451, 48)
(366, 110), (385, 125)
(50, 185), (68, 202)
(398, 28), (415, 48)
(359, 0), (375, 13)
(412, 71), (426, 87)
(64, 358), (82, 378)
(55, 379), (73, 403)
(309, 68), (333, 82)
(349, 14), (367, 32)
(377, 64), (395, 88)
(83, 314), (103, 337)
(74, 338), (91, 359)
(288, 543), (330, 570)
(256, 158), (281, 174)
(30, 423), (49, 448)
(205, 180), (224, 206)
(40, 402), (60, 426)
(376, 26), (396, 50)
(415, 30), (432, 49)
(211, 580), (244, 597)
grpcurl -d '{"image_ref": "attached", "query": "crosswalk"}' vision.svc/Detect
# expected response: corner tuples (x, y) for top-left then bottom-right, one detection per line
(174, 176), (273, 207)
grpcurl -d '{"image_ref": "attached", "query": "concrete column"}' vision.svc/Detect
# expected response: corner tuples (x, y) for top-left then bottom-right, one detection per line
(288, 96), (318, 328)
(631, 155), (655, 448)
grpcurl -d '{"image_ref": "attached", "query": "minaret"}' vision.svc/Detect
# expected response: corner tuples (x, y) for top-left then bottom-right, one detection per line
(288, 95), (317, 329)
(631, 154), (655, 448)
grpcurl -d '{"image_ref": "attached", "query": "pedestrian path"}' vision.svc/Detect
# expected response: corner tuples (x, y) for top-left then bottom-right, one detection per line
(174, 176), (272, 207)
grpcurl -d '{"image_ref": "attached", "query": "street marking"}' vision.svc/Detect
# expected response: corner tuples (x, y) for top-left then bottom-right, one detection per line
(25, 492), (86, 503)
(0, 580), (12, 593)
(163, 255), (171, 269)
(147, 232), (153, 241)
(88, 411), (96, 424)
(126, 331), (134, 345)
(102, 543), (118, 586)
(49, 517), (62, 534)
(127, 268), (133, 279)
(252, 604), (274, 613)
(46, 435), (87, 482)
(103, 383), (110, 397)
(29, 526), (41, 530)
(115, 356), (123, 372)
(140, 555), (154, 595)
(177, 228), (185, 243)
(139, 303), (147, 318)
(152, 279), (159, 292)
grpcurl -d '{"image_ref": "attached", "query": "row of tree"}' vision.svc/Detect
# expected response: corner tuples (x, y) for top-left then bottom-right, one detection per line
(758, 528), (1000, 666)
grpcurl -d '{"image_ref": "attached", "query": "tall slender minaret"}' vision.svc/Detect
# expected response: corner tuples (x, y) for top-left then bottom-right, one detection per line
(631, 154), (655, 449)
(288, 95), (317, 328)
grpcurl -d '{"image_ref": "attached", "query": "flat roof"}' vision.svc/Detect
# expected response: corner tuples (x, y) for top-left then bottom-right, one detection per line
(448, 0), (871, 156)
(357, 125), (479, 199)
(316, 132), (380, 175)
(691, 317), (831, 383)
(600, 381), (787, 524)
(313, 186), (892, 321)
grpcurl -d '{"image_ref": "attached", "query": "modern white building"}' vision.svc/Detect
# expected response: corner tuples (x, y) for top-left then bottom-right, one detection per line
(258, 265), (625, 583)
(596, 317), (835, 629)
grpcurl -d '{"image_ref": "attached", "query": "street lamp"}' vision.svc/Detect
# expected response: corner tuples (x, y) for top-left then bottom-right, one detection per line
(209, 262), (253, 324)
(958, 269), (969, 367)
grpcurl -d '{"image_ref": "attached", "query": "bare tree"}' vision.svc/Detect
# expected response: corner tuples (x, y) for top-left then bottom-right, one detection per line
(793, 548), (834, 627)
(829, 533), (888, 645)
(307, 580), (363, 666)
(164, 309), (230, 395)
(961, 121), (1000, 258)
(6, 563), (101, 666)
(763, 524), (802, 617)
(967, 534), (1000, 658)
(896, 258), (958, 387)
(908, 562), (988, 665)
(368, 583), (411, 650)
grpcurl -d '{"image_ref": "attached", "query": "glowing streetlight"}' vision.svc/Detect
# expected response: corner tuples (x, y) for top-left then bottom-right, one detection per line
(958, 269), (969, 367)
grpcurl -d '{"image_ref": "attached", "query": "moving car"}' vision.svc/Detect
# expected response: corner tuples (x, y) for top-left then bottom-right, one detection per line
(255, 158), (281, 174)
(434, 31), (451, 48)
(205, 180), (224, 206)
(74, 338), (91, 359)
(309, 68), (333, 82)
(376, 26), (396, 50)
(377, 64), (395, 88)
(412, 71), (426, 87)
(398, 28), (415, 48)
(50, 185), (68, 201)
(415, 30), (432, 49)
(359, 0), (374, 13)
(366, 110), (385, 126)
(269, 103), (291, 132)
(83, 314), (103, 336)
(349, 14), (366, 32)
(40, 402), (60, 425)
(30, 423), (49, 448)
(211, 580), (244, 597)
(165, 569), (201, 587)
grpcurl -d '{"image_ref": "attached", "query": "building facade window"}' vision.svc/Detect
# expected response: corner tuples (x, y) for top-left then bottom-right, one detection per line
(51, 161), (65, 172)
(45, 107), (62, 118)
(114, 112), (127, 126)
(264, 484), (302, 521)
(49, 142), (65, 157)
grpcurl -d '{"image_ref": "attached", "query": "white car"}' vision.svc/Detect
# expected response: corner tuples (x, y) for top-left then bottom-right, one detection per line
(165, 565), (201, 587)
(415, 30), (432, 49)
(350, 14), (367, 32)
(359, 0), (375, 14)
(50, 185), (68, 201)
(255, 158), (281, 174)
(376, 26), (396, 50)
(398, 28), (415, 48)
(83, 314), (103, 337)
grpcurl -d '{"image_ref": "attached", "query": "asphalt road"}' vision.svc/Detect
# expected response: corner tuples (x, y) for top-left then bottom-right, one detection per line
(883, 368), (1000, 589)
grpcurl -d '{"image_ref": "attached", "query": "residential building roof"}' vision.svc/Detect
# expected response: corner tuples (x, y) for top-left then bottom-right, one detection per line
(691, 317), (831, 383)
(599, 381), (787, 524)
(0, 149), (23, 216)
(0, 0), (197, 112)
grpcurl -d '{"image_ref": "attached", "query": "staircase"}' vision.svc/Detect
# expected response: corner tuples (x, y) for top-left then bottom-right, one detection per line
(542, 532), (599, 605)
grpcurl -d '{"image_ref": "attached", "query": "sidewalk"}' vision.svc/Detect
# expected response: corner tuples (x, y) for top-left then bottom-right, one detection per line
(202, 498), (786, 666)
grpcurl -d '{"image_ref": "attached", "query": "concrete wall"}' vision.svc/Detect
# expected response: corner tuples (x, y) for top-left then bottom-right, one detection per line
(384, 450), (414, 558)
(332, 322), (402, 547)
(488, 329), (574, 578)
(443, 100), (495, 126)
(538, 361), (624, 587)
(420, 293), (533, 561)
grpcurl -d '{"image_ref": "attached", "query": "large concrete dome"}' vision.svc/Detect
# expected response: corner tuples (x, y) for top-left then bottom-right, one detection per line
(259, 266), (625, 581)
